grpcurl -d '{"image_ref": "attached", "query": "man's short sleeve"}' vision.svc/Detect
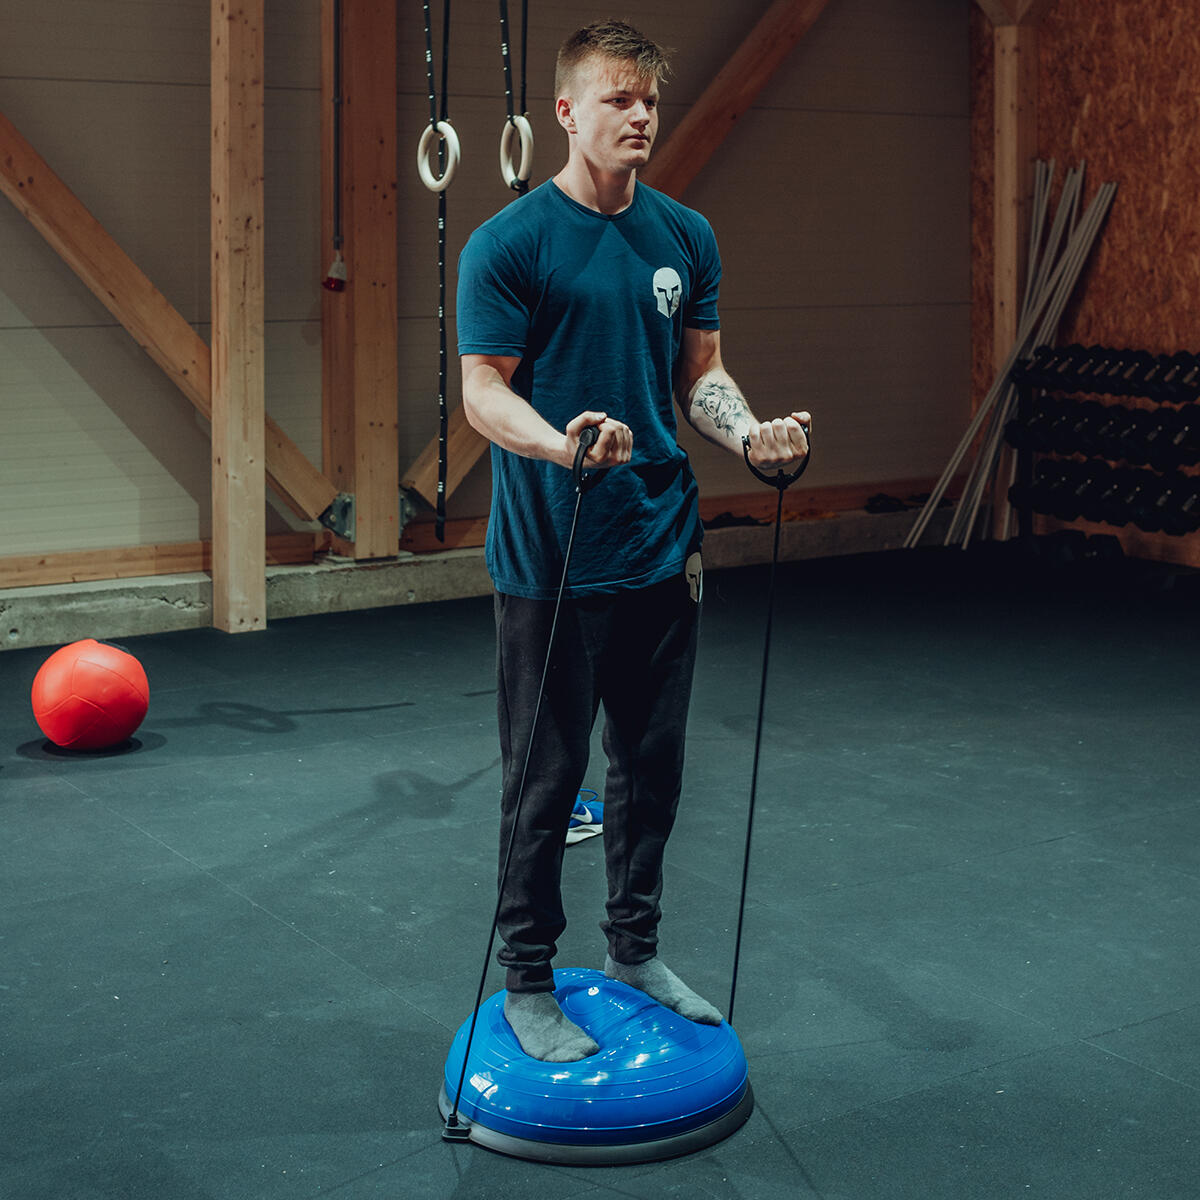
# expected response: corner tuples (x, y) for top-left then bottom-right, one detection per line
(456, 228), (529, 358)
(684, 217), (721, 331)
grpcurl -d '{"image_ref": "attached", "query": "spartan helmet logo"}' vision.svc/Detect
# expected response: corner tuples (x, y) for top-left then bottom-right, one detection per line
(652, 267), (682, 319)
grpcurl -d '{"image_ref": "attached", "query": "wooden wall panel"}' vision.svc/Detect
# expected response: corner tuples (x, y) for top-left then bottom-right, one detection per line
(968, 4), (995, 414)
(970, 0), (1200, 566)
(971, 0), (1200, 363)
(1036, 1), (1200, 351)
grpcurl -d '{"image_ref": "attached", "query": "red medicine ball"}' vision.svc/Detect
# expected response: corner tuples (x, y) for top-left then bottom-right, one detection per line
(31, 639), (150, 750)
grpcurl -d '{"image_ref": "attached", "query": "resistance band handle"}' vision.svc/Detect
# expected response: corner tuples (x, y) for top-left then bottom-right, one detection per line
(573, 425), (600, 493)
(742, 423), (811, 491)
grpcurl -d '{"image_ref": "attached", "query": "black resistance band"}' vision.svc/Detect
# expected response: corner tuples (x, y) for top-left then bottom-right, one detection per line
(728, 429), (811, 1027)
(443, 426), (600, 1140)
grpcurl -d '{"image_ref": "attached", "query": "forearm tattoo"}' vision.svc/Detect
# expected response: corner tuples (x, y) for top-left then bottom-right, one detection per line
(693, 378), (751, 437)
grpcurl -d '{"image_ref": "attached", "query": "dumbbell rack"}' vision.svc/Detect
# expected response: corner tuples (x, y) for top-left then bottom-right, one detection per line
(1006, 345), (1200, 567)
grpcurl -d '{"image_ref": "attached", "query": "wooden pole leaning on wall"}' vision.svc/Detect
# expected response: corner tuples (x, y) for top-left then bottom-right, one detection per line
(211, 0), (267, 632)
(399, 0), (832, 513)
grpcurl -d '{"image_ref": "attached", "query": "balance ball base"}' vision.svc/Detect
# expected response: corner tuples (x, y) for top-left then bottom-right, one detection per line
(438, 967), (753, 1165)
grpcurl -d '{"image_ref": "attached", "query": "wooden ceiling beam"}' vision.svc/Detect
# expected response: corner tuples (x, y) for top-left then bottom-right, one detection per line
(641, 0), (832, 198)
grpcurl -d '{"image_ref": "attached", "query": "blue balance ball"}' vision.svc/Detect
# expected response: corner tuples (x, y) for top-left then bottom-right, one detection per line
(439, 967), (753, 1164)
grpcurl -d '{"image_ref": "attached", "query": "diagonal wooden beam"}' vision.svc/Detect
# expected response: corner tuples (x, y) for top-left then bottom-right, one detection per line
(640, 0), (832, 198)
(0, 108), (337, 523)
(401, 0), (832, 510)
(401, 396), (489, 507)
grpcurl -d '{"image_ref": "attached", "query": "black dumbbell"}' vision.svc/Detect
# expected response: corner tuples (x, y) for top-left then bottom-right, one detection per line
(1037, 459), (1093, 521)
(1042, 343), (1086, 392)
(1060, 344), (1107, 392)
(1038, 401), (1086, 455)
(1075, 347), (1125, 395)
(1089, 467), (1138, 526)
(1099, 406), (1157, 463)
(1136, 353), (1172, 401)
(1013, 345), (1056, 389)
(1026, 345), (1076, 391)
(1083, 405), (1126, 459)
(1161, 478), (1200, 535)
(1092, 348), (1137, 397)
(1057, 462), (1113, 522)
(1012, 397), (1061, 452)
(1100, 468), (1164, 527)
(1176, 355), (1200, 402)
(1147, 350), (1195, 403)
(1164, 408), (1200, 467)
(1082, 533), (1125, 563)
(1074, 401), (1121, 457)
(1112, 350), (1156, 398)
(1010, 458), (1068, 515)
(1138, 409), (1189, 471)
(1127, 474), (1178, 532)
(1055, 400), (1108, 455)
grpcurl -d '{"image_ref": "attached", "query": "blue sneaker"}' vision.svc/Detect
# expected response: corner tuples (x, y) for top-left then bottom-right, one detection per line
(566, 790), (603, 844)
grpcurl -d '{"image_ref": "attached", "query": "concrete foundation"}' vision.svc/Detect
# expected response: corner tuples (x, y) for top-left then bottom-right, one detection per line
(1, 507), (954, 652)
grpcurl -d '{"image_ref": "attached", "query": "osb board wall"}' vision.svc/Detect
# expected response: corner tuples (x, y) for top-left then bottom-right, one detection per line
(971, 0), (1200, 406)
(1040, 1), (1200, 354)
(968, 4), (994, 414)
(970, 0), (1200, 568)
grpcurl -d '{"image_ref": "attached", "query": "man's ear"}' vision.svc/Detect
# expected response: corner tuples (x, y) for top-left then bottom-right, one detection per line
(556, 96), (575, 132)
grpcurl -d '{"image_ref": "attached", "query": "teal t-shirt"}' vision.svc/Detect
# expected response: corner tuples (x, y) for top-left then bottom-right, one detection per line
(457, 180), (721, 599)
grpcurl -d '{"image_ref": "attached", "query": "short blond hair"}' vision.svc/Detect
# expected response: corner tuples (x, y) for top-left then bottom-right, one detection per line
(554, 19), (672, 100)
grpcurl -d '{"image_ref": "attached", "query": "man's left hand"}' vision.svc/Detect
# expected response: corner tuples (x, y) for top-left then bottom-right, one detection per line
(745, 412), (811, 469)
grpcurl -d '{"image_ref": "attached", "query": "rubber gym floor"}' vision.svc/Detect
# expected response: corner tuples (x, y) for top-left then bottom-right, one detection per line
(3, 544), (1198, 1200)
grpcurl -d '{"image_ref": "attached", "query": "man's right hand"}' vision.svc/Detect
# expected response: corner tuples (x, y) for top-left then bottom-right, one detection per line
(565, 412), (633, 469)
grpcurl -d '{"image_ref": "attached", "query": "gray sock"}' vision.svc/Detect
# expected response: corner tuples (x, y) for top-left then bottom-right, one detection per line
(503, 991), (600, 1062)
(605, 954), (723, 1025)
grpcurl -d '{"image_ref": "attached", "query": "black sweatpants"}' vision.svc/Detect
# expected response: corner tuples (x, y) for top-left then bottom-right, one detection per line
(494, 566), (700, 994)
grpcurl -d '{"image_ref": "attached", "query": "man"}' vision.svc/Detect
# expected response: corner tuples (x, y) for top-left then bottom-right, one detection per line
(457, 19), (810, 1063)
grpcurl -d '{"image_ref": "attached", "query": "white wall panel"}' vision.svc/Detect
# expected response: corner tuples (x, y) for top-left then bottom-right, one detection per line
(0, 79), (209, 324)
(683, 302), (971, 494)
(0, 0), (322, 556)
(692, 109), (970, 310)
(0, 327), (209, 552)
(762, 0), (968, 116)
(0, 0), (970, 559)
